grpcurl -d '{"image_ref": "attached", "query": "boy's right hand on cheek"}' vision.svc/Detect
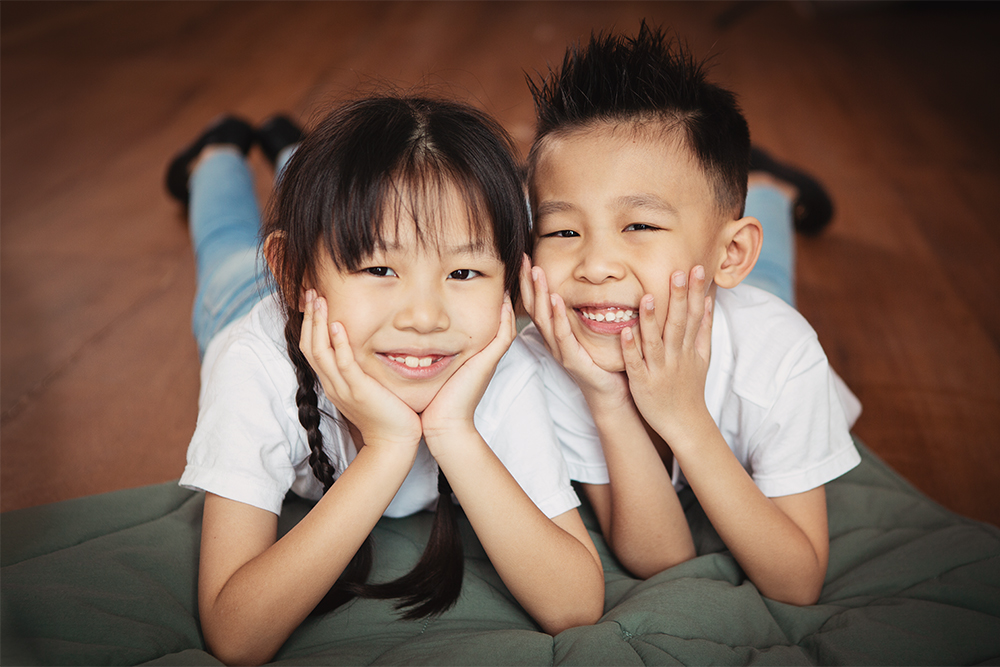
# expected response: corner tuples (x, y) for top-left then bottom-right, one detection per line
(300, 290), (422, 450)
(519, 256), (629, 404)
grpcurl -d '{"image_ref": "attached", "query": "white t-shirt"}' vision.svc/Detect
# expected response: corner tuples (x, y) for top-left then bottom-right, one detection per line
(520, 283), (862, 498)
(180, 294), (580, 519)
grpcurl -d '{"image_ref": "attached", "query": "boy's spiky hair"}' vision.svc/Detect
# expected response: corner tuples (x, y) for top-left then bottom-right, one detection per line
(526, 21), (750, 217)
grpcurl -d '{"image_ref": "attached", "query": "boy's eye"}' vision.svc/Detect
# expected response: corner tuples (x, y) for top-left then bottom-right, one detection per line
(364, 266), (397, 277)
(448, 269), (481, 281)
(540, 229), (579, 238)
(624, 223), (659, 232)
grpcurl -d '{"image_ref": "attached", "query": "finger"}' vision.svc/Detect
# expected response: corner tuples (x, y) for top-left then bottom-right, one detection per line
(477, 296), (517, 366)
(532, 266), (558, 351)
(299, 289), (316, 359)
(683, 266), (707, 351)
(664, 270), (689, 349)
(549, 293), (580, 357)
(620, 325), (646, 379)
(519, 254), (535, 318)
(637, 294), (662, 363)
(696, 295), (714, 360)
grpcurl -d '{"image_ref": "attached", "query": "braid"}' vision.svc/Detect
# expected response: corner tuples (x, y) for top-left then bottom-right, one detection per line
(283, 315), (374, 614)
(363, 466), (464, 618)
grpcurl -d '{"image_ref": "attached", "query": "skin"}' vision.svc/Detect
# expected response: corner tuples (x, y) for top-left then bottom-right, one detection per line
(198, 187), (604, 666)
(521, 124), (830, 605)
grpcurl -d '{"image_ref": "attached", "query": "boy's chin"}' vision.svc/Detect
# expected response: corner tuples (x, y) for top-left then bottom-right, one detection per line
(582, 342), (627, 374)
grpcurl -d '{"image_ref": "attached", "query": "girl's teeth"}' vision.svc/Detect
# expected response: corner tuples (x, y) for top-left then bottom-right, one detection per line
(391, 355), (434, 368)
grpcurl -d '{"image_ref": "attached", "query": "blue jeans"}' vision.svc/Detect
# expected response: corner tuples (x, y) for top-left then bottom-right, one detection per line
(743, 184), (796, 307)
(189, 153), (796, 356)
(189, 147), (293, 357)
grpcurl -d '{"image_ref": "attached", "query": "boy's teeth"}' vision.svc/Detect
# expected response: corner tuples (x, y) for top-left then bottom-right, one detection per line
(582, 309), (635, 323)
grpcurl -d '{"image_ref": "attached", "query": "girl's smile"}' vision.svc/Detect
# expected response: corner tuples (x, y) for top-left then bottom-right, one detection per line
(378, 350), (456, 379)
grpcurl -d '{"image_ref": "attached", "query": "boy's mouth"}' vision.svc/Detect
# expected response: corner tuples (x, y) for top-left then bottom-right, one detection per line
(574, 305), (638, 334)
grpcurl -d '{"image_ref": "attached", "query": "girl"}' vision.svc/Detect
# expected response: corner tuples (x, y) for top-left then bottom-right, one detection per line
(167, 97), (604, 666)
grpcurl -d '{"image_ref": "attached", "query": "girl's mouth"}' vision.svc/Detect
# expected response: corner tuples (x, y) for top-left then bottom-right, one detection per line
(378, 352), (455, 379)
(575, 305), (638, 335)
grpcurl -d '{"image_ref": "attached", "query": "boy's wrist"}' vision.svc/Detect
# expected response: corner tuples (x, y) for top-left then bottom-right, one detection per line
(653, 406), (717, 458)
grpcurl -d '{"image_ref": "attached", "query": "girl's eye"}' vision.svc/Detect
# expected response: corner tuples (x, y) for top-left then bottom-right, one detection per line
(624, 223), (659, 232)
(541, 229), (579, 238)
(448, 269), (481, 281)
(364, 266), (397, 277)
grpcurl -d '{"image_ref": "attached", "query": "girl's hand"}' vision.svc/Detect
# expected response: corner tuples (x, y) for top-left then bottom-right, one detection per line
(620, 266), (714, 444)
(421, 295), (516, 450)
(519, 255), (630, 406)
(300, 290), (422, 450)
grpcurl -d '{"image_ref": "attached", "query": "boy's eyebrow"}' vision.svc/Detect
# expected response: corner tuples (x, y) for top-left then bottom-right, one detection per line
(614, 193), (678, 215)
(535, 200), (575, 218)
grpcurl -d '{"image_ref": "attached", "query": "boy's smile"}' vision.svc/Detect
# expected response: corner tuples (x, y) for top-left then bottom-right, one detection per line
(530, 126), (731, 373)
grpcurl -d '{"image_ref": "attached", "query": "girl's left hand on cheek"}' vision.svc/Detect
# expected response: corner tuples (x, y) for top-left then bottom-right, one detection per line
(421, 294), (516, 446)
(621, 265), (713, 440)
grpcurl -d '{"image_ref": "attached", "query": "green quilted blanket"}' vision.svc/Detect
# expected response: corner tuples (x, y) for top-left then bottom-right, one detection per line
(3, 439), (999, 665)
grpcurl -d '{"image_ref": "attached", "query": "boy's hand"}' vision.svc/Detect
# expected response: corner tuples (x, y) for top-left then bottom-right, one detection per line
(621, 265), (714, 444)
(422, 295), (515, 452)
(301, 290), (422, 450)
(519, 255), (630, 406)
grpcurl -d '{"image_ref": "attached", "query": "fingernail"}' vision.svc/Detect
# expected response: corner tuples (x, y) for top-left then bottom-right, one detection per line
(644, 295), (654, 311)
(532, 267), (541, 281)
(550, 294), (558, 306)
(623, 327), (633, 341)
(693, 265), (704, 280)
(673, 272), (686, 287)
(330, 322), (341, 334)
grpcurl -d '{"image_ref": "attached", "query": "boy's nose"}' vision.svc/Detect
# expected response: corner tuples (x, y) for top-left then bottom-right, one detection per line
(574, 238), (626, 284)
(393, 287), (450, 333)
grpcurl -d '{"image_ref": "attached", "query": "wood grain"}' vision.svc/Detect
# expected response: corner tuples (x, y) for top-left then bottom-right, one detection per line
(3, 1), (998, 526)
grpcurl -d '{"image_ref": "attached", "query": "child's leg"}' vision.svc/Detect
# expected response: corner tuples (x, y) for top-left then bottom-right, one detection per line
(742, 181), (796, 307)
(189, 148), (273, 357)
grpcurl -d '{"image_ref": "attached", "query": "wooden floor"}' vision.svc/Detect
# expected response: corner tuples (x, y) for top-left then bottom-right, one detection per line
(2, 1), (998, 526)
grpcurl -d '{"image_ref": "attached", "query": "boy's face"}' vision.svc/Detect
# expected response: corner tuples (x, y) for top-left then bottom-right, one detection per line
(531, 127), (727, 373)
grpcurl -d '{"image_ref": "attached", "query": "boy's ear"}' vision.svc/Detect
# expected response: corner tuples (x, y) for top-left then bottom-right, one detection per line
(263, 231), (312, 312)
(713, 216), (763, 289)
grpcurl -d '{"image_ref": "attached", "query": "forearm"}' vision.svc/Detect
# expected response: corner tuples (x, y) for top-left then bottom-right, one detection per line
(201, 446), (414, 665)
(588, 398), (695, 578)
(432, 431), (604, 634)
(668, 411), (827, 605)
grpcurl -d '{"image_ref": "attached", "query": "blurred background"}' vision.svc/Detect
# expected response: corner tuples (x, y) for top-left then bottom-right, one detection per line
(2, 1), (998, 526)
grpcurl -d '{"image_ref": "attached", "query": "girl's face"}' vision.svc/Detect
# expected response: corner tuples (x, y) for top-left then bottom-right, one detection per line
(311, 185), (507, 413)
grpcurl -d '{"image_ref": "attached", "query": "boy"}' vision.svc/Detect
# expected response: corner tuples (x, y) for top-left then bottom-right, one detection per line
(519, 23), (861, 605)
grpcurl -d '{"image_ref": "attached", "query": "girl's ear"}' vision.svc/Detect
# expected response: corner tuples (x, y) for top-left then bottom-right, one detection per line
(264, 231), (312, 312)
(713, 216), (763, 289)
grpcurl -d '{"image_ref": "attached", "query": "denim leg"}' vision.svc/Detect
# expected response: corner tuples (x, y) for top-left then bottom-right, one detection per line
(189, 149), (273, 358)
(743, 184), (796, 307)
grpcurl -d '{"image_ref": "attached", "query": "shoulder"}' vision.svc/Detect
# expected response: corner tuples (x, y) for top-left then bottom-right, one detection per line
(715, 285), (826, 405)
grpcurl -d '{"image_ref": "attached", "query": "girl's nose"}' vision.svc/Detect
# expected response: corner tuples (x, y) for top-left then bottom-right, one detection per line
(573, 236), (626, 284)
(393, 287), (450, 333)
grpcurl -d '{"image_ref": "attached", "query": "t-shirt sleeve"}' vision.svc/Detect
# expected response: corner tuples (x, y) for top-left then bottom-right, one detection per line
(517, 326), (608, 485)
(747, 337), (861, 497)
(479, 342), (581, 519)
(179, 336), (301, 515)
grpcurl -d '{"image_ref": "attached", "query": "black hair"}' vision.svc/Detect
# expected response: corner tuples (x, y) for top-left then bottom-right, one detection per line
(526, 20), (751, 218)
(263, 95), (528, 618)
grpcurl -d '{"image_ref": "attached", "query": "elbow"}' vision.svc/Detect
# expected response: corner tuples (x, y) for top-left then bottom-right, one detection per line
(539, 597), (604, 635)
(202, 619), (279, 667)
(617, 543), (696, 581)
